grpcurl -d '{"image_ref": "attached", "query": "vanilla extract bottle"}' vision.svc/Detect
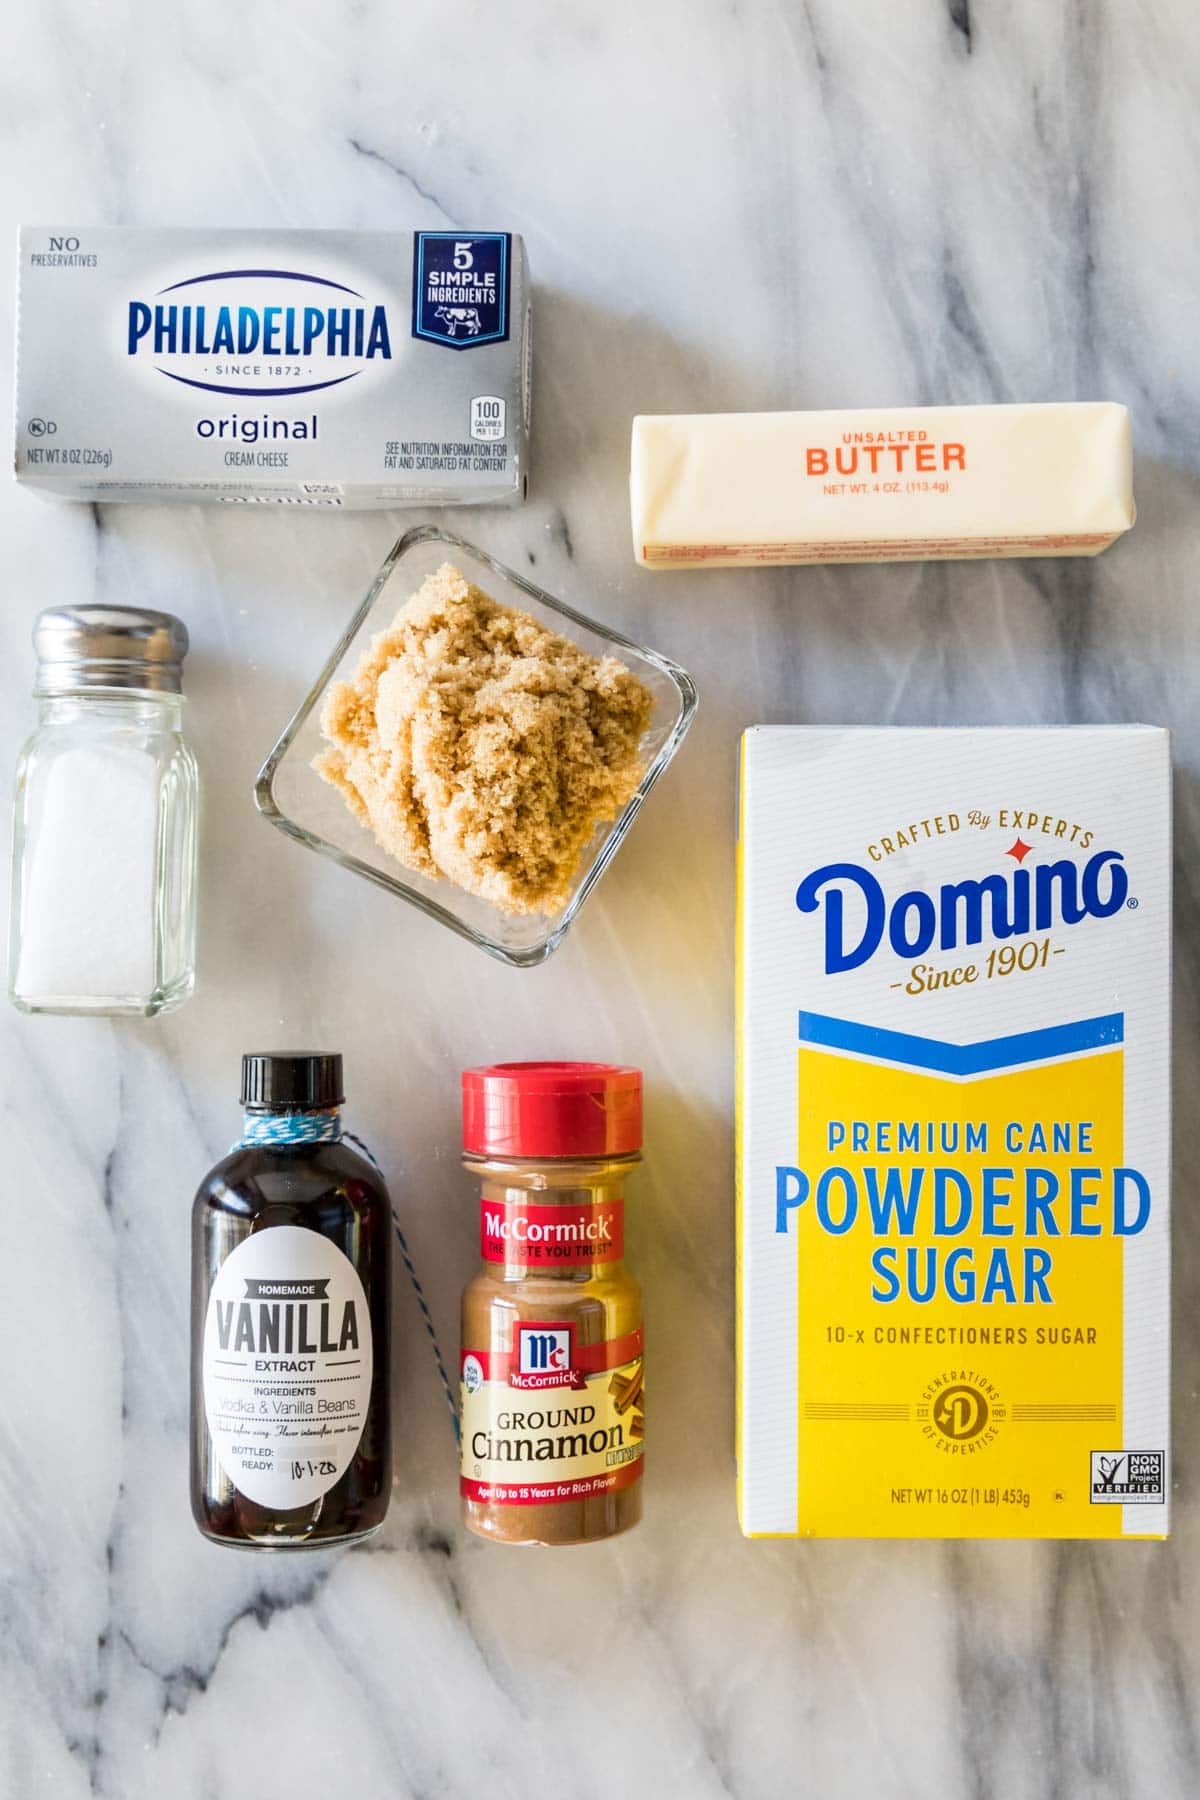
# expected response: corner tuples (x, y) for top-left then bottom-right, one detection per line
(190, 1053), (392, 1549)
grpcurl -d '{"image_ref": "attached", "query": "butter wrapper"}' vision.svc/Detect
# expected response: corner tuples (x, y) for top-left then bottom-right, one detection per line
(633, 403), (1133, 567)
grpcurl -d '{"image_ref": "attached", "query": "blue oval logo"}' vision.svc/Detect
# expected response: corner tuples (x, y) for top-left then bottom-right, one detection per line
(126, 267), (393, 397)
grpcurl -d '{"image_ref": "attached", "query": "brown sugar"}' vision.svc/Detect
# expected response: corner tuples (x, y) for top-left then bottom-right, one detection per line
(314, 563), (654, 915)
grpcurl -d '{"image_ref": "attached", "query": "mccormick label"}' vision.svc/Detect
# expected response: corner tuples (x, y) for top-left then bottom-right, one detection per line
(736, 726), (1170, 1539)
(479, 1196), (625, 1267)
(14, 227), (531, 508)
(460, 1323), (644, 1506)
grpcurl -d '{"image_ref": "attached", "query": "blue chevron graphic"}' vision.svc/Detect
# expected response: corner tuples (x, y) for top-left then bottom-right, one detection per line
(798, 1011), (1124, 1077)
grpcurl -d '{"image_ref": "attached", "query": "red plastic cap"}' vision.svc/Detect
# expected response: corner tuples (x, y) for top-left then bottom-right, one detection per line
(462, 1062), (643, 1159)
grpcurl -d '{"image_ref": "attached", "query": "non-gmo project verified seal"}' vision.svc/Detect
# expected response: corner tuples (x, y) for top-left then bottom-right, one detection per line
(1090, 1450), (1165, 1504)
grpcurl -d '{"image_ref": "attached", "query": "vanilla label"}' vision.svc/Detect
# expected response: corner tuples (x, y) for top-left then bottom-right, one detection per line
(202, 1225), (372, 1509)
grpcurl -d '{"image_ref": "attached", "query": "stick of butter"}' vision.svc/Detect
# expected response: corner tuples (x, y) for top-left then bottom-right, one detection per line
(631, 403), (1134, 568)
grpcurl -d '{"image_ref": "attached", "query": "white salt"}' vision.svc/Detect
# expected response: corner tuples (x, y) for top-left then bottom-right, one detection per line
(15, 742), (158, 1000)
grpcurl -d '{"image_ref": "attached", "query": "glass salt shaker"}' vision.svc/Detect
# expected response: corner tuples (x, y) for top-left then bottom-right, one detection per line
(8, 606), (199, 1016)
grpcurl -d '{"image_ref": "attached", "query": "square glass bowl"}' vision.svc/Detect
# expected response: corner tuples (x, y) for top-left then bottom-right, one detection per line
(255, 526), (698, 967)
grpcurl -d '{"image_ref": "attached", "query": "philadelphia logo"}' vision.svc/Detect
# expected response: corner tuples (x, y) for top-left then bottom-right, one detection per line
(796, 847), (1129, 974)
(126, 266), (392, 397)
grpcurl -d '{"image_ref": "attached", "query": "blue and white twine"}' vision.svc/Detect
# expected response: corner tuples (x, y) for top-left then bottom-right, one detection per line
(237, 1108), (460, 1445)
(239, 1108), (342, 1148)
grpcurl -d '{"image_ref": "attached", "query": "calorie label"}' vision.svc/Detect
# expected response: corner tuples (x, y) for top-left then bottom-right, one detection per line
(479, 1196), (625, 1267)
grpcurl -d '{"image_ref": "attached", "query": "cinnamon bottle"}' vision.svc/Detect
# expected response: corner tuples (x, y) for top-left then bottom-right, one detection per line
(459, 1062), (645, 1546)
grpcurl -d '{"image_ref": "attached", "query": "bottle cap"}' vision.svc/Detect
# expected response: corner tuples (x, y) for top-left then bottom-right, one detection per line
(241, 1052), (345, 1111)
(33, 605), (189, 695)
(462, 1062), (642, 1159)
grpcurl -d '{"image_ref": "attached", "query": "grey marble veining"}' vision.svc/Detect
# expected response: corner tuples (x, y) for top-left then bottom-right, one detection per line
(0, 2), (1198, 1796)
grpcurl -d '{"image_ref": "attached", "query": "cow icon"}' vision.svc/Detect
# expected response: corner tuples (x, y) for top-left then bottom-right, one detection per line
(434, 305), (482, 337)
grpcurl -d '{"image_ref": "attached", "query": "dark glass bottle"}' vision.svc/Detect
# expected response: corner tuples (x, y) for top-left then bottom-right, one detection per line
(190, 1053), (392, 1549)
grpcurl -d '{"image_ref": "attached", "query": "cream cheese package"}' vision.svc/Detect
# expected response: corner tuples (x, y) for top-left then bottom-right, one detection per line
(736, 726), (1170, 1539)
(14, 227), (531, 507)
(632, 404), (1133, 567)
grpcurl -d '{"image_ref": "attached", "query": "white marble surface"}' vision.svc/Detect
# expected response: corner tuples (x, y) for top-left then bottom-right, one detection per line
(1, 3), (1197, 1796)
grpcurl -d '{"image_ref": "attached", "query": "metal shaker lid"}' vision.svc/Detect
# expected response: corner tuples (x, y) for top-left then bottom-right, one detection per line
(32, 605), (190, 694)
